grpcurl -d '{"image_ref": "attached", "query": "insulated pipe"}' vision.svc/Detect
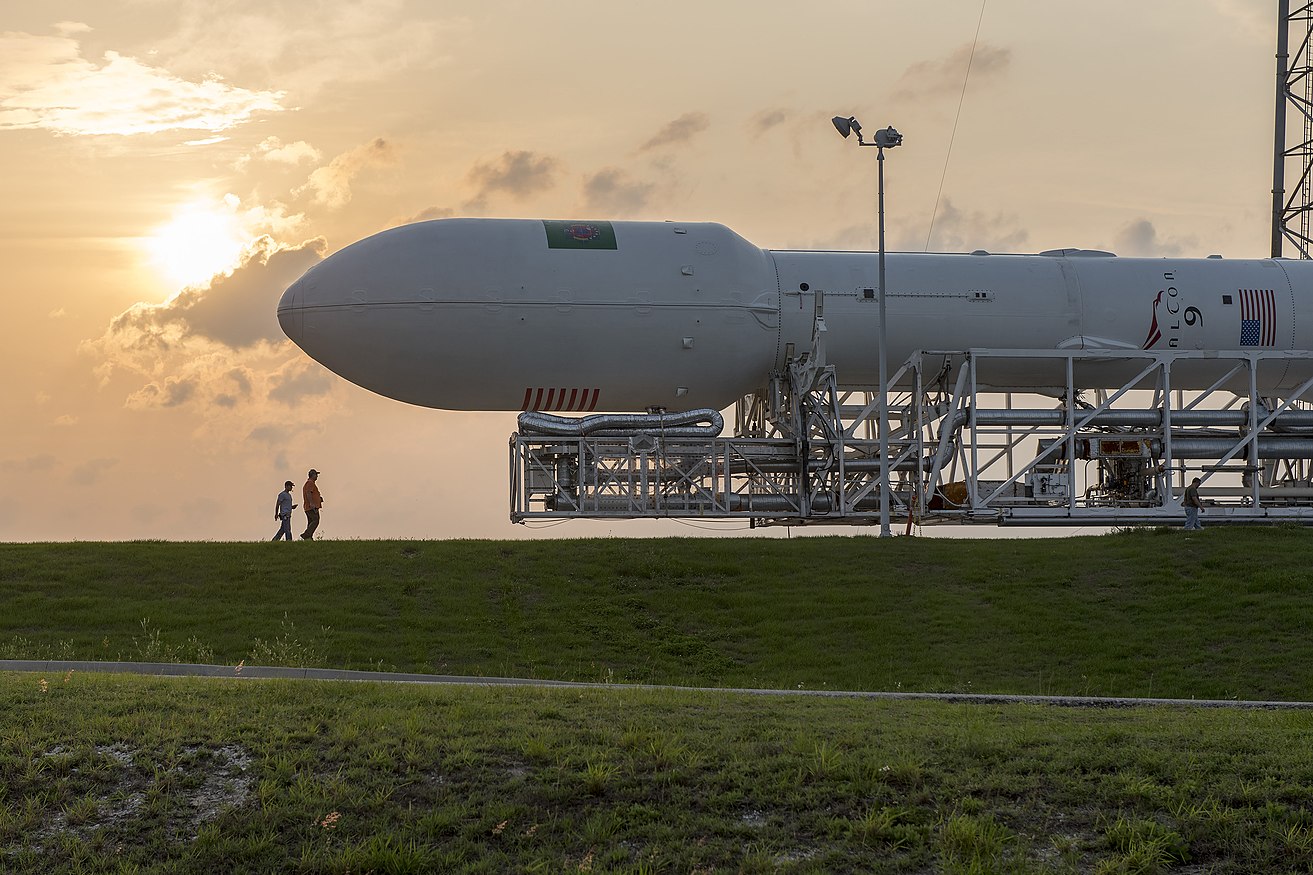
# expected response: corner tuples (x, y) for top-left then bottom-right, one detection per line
(517, 408), (724, 438)
(1163, 437), (1313, 458)
(970, 408), (1313, 428)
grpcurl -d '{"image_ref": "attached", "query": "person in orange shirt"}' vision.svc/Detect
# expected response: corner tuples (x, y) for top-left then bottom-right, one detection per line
(301, 469), (324, 540)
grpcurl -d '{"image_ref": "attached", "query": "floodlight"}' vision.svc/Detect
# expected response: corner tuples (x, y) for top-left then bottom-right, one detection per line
(831, 116), (859, 139)
(874, 126), (903, 149)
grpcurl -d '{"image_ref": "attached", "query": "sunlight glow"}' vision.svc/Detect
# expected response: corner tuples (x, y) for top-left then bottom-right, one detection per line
(145, 200), (248, 289)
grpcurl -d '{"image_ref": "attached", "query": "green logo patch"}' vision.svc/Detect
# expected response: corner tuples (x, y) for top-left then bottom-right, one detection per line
(543, 220), (618, 250)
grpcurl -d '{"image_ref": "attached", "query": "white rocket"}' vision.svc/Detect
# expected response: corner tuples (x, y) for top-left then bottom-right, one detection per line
(278, 218), (1313, 410)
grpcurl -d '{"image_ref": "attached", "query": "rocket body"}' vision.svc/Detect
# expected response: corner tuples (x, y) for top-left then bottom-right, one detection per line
(278, 218), (1313, 411)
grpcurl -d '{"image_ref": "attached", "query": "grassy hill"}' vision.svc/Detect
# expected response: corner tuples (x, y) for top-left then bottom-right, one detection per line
(2, 528), (1312, 699)
(4, 530), (1313, 873)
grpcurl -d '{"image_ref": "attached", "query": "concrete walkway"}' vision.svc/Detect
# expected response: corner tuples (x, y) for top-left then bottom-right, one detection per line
(3, 659), (1310, 710)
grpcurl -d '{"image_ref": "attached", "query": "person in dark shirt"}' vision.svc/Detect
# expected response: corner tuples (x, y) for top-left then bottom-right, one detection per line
(1183, 477), (1203, 531)
(272, 481), (297, 541)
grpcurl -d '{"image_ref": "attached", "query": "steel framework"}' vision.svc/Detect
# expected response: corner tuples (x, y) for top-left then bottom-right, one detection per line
(511, 336), (1313, 528)
(1274, 0), (1313, 258)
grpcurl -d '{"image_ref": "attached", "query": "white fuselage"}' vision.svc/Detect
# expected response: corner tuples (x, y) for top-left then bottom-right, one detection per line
(278, 218), (1313, 411)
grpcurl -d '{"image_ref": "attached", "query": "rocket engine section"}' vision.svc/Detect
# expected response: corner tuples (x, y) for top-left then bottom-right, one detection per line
(279, 218), (1313, 412)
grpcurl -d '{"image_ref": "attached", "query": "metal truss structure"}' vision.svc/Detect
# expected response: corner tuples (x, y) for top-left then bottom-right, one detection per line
(511, 318), (1313, 529)
(509, 9), (1313, 528)
(1274, 0), (1313, 258)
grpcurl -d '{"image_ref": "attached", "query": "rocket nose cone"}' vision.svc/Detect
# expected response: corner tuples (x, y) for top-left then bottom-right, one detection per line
(278, 277), (304, 346)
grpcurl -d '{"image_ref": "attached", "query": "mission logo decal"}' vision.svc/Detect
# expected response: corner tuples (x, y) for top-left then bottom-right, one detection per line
(543, 220), (618, 250)
(1141, 290), (1164, 349)
(1141, 274), (1204, 350)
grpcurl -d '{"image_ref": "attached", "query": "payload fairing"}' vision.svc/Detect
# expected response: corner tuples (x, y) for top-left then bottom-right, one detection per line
(278, 218), (1313, 411)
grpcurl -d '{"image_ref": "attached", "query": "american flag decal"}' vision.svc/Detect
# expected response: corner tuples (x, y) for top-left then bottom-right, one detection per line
(521, 387), (600, 412)
(1239, 288), (1276, 347)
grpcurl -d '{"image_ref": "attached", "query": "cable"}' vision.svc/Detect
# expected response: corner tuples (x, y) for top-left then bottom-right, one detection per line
(924, 0), (989, 252)
(670, 518), (755, 531)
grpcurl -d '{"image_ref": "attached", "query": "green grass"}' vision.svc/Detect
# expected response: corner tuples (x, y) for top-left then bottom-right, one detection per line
(2, 528), (1313, 699)
(4, 531), (1313, 871)
(3, 672), (1313, 873)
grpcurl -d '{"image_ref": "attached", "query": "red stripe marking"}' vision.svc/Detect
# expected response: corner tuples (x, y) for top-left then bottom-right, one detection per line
(556, 389), (567, 411)
(566, 388), (579, 411)
(521, 387), (532, 411)
(533, 388), (544, 410)
(545, 388), (556, 410)
(587, 388), (600, 411)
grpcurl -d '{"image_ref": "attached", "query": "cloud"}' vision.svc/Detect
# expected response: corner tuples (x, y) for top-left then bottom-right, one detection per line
(295, 138), (395, 208)
(638, 112), (710, 152)
(1210, 0), (1271, 38)
(125, 376), (199, 410)
(892, 43), (1011, 101)
(248, 425), (293, 446)
(48, 307), (65, 318)
(70, 458), (117, 486)
(104, 237), (325, 352)
(748, 108), (791, 137)
(581, 168), (655, 216)
(268, 361), (335, 405)
(0, 30), (285, 136)
(246, 136), (322, 166)
(1, 454), (58, 474)
(923, 198), (1029, 252)
(464, 150), (561, 211)
(83, 233), (341, 443)
(1113, 219), (1197, 257)
(406, 206), (455, 223)
(53, 414), (78, 427)
(152, 1), (462, 100)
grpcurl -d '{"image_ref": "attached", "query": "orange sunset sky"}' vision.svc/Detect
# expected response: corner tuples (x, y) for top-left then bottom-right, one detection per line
(0, 1), (1283, 540)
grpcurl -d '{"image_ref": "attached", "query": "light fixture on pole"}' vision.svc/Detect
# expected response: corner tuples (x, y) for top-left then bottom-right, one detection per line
(832, 115), (902, 537)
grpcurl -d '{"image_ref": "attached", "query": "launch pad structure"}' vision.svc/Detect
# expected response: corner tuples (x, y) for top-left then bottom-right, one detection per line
(511, 293), (1313, 529)
(508, 5), (1313, 531)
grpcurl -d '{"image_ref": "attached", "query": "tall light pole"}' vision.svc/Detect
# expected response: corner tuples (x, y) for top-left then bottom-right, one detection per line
(832, 116), (902, 537)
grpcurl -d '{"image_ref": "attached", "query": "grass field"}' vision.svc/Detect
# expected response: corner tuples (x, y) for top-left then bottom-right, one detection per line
(3, 529), (1313, 872)
(2, 528), (1312, 699)
(3, 673), (1313, 873)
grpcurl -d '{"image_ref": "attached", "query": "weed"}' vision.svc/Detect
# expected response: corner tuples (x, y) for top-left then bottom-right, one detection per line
(1098, 815), (1190, 873)
(581, 761), (617, 796)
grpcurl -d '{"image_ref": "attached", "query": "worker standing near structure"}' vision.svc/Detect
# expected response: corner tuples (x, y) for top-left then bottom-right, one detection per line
(272, 480), (297, 541)
(1183, 478), (1204, 531)
(301, 469), (324, 540)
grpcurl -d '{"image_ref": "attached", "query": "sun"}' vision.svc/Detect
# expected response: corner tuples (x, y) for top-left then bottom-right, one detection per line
(146, 200), (248, 289)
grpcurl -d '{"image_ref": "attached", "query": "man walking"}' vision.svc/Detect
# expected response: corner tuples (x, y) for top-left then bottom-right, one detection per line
(1183, 477), (1204, 531)
(301, 469), (324, 540)
(272, 481), (298, 541)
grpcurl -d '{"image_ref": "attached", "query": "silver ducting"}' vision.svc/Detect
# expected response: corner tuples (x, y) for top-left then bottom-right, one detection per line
(970, 408), (1313, 428)
(517, 408), (725, 438)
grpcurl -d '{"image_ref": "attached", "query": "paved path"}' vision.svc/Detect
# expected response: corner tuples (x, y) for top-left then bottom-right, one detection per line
(3, 659), (1309, 710)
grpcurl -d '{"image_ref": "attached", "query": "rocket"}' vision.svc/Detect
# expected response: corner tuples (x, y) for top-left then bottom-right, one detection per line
(278, 218), (1313, 411)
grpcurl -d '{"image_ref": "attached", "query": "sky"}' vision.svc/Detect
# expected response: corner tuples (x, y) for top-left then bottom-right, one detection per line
(0, 0), (1285, 541)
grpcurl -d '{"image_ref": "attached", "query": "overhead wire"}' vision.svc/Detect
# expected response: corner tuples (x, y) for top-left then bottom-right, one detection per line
(924, 0), (989, 252)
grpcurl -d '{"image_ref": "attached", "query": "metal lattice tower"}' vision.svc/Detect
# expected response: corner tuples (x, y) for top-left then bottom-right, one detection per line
(1274, 1), (1313, 258)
